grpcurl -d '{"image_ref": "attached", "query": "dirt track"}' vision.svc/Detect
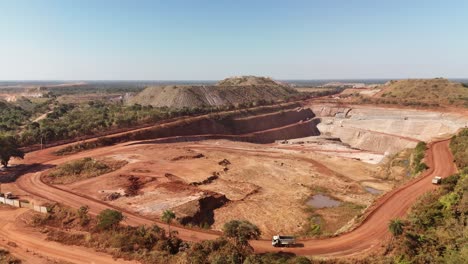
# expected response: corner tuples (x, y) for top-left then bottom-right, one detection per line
(11, 137), (456, 258)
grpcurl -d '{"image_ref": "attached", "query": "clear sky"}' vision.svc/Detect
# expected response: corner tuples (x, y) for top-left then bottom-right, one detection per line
(1, 0), (467, 80)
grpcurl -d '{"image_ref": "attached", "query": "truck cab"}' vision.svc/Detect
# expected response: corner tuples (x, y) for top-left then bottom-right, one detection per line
(432, 176), (442, 185)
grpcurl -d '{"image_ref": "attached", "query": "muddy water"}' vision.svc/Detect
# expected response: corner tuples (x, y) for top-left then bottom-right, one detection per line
(364, 186), (383, 195)
(306, 194), (341, 208)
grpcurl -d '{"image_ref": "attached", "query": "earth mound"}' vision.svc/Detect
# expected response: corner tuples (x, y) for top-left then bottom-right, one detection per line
(375, 78), (468, 107)
(128, 76), (298, 108)
(216, 75), (283, 87)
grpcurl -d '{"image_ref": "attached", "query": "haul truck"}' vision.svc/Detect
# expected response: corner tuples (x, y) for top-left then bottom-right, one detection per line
(432, 176), (442, 185)
(272, 235), (296, 247)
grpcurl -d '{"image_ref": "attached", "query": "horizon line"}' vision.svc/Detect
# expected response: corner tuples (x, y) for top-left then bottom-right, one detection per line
(1, 77), (468, 82)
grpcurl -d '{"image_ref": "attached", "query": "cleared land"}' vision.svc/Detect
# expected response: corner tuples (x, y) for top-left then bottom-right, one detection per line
(9, 135), (457, 258)
(2, 87), (467, 260)
(39, 104), (466, 237)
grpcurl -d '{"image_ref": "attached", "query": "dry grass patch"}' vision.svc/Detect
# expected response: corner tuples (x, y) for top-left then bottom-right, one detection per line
(302, 201), (365, 237)
(315, 202), (365, 235)
(44, 157), (127, 184)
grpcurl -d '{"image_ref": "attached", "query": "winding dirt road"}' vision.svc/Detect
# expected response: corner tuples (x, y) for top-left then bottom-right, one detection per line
(11, 137), (456, 259)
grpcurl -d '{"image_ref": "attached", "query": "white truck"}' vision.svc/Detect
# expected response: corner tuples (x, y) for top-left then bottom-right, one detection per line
(432, 176), (442, 185)
(272, 235), (296, 247)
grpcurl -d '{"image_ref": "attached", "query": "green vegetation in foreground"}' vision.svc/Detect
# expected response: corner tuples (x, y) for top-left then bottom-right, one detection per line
(384, 128), (468, 263)
(385, 173), (467, 263)
(97, 209), (124, 230)
(161, 210), (176, 236)
(411, 142), (428, 175)
(33, 205), (312, 264)
(450, 128), (468, 169)
(45, 157), (127, 184)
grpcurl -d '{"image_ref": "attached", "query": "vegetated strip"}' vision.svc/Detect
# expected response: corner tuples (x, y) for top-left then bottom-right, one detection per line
(384, 128), (467, 263)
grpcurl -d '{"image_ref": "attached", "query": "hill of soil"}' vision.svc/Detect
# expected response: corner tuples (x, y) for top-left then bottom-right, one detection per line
(375, 78), (468, 107)
(128, 76), (298, 108)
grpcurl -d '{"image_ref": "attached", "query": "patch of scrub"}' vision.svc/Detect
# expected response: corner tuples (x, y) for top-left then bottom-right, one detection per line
(306, 194), (341, 208)
(364, 186), (383, 195)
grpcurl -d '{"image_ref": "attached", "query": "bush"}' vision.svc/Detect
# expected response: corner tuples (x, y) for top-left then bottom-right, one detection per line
(411, 142), (428, 175)
(97, 209), (124, 230)
(450, 128), (468, 169)
(223, 220), (261, 245)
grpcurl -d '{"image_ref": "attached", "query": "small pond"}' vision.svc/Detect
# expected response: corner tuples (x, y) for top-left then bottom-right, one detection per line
(364, 186), (383, 195)
(306, 194), (341, 208)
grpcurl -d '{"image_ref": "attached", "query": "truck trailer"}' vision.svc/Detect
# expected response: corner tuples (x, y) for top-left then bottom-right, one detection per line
(272, 235), (296, 247)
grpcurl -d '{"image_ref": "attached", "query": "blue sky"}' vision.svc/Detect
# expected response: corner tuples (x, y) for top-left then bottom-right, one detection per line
(1, 0), (467, 80)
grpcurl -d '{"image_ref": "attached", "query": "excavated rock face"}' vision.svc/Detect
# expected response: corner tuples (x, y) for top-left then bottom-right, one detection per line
(310, 104), (468, 154)
(128, 76), (298, 108)
(174, 192), (230, 226)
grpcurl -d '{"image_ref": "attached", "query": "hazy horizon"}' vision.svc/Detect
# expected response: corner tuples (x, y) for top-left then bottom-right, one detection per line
(1, 1), (468, 80)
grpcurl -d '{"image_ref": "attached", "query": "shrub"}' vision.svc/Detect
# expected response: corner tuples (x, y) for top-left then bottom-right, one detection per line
(411, 142), (428, 175)
(223, 220), (261, 246)
(388, 219), (405, 237)
(97, 209), (124, 230)
(77, 205), (90, 226)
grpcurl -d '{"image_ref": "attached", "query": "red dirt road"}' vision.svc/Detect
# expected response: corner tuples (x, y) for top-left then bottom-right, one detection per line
(13, 138), (456, 258)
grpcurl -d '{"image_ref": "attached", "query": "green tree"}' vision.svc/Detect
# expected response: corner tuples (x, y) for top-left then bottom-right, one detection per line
(389, 218), (405, 237)
(223, 220), (261, 246)
(97, 209), (124, 230)
(161, 210), (176, 236)
(0, 135), (24, 168)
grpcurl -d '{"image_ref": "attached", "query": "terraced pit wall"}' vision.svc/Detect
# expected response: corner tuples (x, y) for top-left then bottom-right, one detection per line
(95, 105), (320, 144)
(24, 102), (305, 153)
(308, 104), (468, 154)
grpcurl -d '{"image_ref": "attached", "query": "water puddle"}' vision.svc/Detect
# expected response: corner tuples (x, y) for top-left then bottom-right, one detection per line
(364, 186), (383, 195)
(306, 194), (341, 208)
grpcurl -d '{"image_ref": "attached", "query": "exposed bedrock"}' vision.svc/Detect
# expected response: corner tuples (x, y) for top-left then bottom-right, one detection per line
(309, 104), (468, 154)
